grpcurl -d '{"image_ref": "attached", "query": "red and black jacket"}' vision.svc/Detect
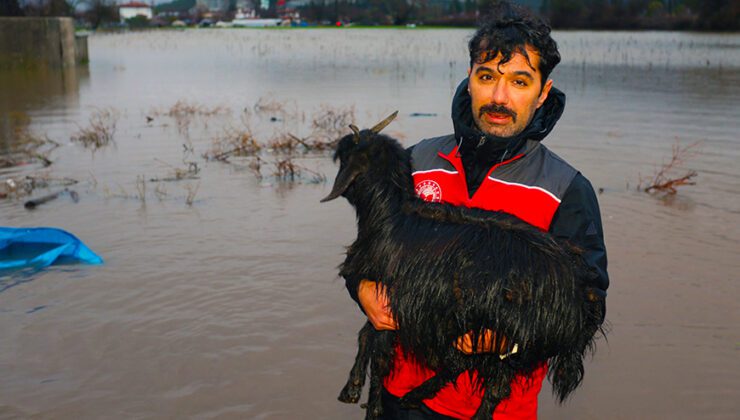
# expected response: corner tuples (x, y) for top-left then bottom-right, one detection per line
(346, 80), (608, 419)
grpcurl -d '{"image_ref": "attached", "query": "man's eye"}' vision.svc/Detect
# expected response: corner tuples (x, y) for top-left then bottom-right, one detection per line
(513, 80), (528, 87)
(480, 74), (493, 81)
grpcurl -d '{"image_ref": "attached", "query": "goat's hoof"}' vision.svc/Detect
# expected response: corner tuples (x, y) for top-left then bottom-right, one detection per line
(338, 385), (362, 404)
(365, 404), (383, 419)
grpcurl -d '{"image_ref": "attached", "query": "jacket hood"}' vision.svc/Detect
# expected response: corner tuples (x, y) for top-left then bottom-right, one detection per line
(451, 77), (566, 162)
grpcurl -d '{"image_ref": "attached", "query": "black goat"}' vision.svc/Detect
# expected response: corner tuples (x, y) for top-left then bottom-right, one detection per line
(322, 113), (604, 419)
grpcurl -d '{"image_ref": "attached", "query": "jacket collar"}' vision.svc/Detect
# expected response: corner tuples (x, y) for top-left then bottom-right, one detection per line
(451, 77), (566, 164)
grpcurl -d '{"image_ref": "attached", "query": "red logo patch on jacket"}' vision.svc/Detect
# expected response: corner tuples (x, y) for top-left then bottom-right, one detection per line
(415, 180), (442, 202)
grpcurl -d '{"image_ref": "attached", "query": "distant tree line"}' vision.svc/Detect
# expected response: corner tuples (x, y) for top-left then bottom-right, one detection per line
(299, 0), (738, 30)
(299, 0), (473, 25)
(542, 0), (739, 31)
(2, 0), (737, 30)
(2, 0), (74, 17)
(1, 0), (119, 28)
(1, 0), (25, 16)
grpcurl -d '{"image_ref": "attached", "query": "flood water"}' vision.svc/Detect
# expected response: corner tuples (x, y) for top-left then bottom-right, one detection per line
(1, 29), (739, 419)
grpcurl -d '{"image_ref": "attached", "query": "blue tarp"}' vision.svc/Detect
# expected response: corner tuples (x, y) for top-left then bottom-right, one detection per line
(0, 227), (103, 270)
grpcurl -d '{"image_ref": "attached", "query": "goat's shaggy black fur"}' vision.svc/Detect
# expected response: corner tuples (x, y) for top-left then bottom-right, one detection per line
(323, 124), (604, 419)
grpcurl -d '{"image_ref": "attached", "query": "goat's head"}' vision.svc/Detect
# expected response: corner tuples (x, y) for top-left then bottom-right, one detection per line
(321, 111), (411, 203)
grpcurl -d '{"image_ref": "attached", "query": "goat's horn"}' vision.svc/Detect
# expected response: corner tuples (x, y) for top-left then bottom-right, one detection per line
(370, 111), (399, 134)
(349, 124), (360, 143)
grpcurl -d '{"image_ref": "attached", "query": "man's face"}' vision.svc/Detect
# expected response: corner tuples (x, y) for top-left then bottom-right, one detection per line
(468, 45), (553, 138)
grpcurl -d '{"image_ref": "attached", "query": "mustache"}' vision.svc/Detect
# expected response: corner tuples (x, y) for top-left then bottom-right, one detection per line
(479, 104), (517, 123)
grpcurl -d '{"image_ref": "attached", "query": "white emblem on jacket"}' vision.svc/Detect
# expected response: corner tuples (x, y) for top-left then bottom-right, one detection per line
(415, 180), (442, 203)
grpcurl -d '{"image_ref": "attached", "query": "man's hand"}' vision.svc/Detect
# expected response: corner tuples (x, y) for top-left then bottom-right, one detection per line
(358, 279), (398, 331)
(454, 329), (511, 355)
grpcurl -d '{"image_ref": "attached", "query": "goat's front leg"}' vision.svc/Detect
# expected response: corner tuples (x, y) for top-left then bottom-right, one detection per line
(362, 331), (394, 419)
(472, 373), (513, 420)
(363, 351), (385, 419)
(339, 321), (375, 404)
(398, 367), (458, 409)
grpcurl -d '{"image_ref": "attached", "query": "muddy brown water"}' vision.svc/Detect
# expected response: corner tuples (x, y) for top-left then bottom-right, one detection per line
(1, 29), (739, 419)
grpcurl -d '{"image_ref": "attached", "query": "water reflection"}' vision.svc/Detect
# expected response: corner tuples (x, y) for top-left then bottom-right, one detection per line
(0, 65), (87, 145)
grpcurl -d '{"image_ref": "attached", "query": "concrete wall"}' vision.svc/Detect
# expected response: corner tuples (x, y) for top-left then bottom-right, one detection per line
(75, 33), (89, 64)
(0, 17), (88, 70)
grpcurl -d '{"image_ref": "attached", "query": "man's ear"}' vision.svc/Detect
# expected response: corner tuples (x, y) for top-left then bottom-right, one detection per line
(536, 79), (553, 108)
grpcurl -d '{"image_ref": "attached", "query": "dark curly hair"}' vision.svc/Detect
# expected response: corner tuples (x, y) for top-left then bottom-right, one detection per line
(469, 1), (560, 87)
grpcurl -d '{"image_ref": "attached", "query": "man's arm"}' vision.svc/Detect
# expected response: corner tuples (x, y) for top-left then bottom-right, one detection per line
(549, 173), (609, 319)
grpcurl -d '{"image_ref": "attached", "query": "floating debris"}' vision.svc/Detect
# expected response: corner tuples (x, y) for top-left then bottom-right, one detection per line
(24, 188), (79, 210)
(1, 175), (78, 200)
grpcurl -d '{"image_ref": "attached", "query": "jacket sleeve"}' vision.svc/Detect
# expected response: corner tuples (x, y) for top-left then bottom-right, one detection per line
(549, 173), (609, 319)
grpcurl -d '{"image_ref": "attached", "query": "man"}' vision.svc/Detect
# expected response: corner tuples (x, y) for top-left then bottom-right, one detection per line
(345, 3), (608, 419)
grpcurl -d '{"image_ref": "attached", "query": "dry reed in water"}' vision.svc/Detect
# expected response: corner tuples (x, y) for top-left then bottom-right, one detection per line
(71, 108), (120, 151)
(309, 104), (356, 146)
(273, 157), (326, 184)
(203, 124), (262, 161)
(184, 182), (199, 206)
(149, 100), (230, 133)
(639, 140), (701, 195)
(150, 159), (200, 182)
(254, 96), (289, 114)
(136, 175), (147, 204)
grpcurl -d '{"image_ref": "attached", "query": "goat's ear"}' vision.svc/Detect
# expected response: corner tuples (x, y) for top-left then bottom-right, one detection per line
(320, 163), (361, 203)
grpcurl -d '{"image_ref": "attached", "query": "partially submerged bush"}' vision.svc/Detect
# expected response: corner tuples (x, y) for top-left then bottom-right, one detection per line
(639, 140), (701, 195)
(310, 104), (356, 145)
(148, 100), (230, 134)
(203, 124), (262, 162)
(273, 157), (326, 184)
(71, 108), (120, 150)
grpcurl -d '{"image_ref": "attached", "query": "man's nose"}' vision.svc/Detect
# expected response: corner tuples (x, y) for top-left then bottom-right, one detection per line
(491, 80), (509, 105)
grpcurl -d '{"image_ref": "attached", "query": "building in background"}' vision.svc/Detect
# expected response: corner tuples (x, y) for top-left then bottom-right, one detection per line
(195, 0), (229, 12)
(118, 1), (153, 22)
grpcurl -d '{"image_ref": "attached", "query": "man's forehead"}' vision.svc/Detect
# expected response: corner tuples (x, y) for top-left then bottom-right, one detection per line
(472, 45), (541, 73)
